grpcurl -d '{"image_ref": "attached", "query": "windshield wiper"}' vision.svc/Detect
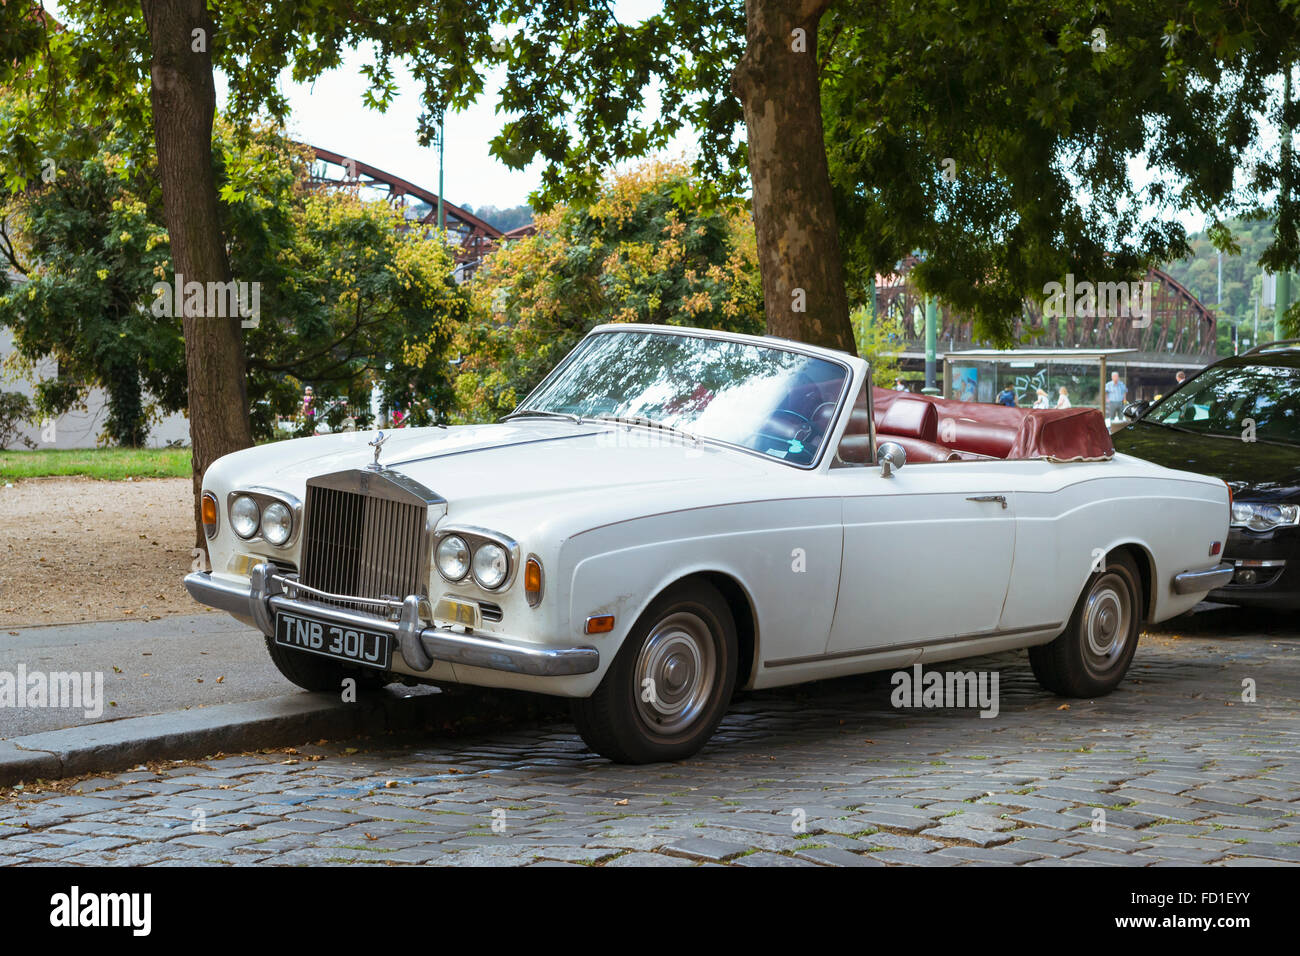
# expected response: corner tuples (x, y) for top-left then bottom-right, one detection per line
(592, 414), (700, 445)
(501, 409), (584, 424)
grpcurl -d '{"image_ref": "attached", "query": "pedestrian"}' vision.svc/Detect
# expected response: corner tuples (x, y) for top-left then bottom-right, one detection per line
(1104, 371), (1127, 422)
(996, 384), (1016, 407)
(1032, 388), (1050, 409)
(302, 386), (315, 422)
(1174, 369), (1186, 388)
(894, 377), (907, 392)
(1056, 386), (1072, 409)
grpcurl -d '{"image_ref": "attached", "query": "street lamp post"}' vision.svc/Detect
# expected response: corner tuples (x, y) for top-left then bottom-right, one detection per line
(922, 295), (940, 395)
(436, 113), (445, 233)
(1277, 66), (1293, 335)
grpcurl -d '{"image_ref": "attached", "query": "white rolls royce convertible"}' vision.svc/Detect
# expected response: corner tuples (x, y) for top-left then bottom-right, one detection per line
(185, 324), (1234, 763)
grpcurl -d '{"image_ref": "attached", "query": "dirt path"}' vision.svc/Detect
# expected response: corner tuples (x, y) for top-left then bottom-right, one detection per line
(0, 477), (205, 627)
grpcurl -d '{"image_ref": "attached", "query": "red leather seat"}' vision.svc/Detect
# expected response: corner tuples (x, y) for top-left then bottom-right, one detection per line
(877, 397), (939, 443)
(943, 418), (1018, 458)
(870, 386), (1113, 461)
(838, 399), (874, 464)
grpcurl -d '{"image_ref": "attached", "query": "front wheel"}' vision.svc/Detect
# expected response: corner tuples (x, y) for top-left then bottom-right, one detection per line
(1029, 551), (1142, 697)
(571, 582), (738, 764)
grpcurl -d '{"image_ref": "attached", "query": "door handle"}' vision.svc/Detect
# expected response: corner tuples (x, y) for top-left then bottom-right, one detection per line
(966, 495), (1008, 509)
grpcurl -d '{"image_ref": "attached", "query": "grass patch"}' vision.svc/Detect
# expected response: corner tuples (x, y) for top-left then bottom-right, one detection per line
(0, 447), (191, 480)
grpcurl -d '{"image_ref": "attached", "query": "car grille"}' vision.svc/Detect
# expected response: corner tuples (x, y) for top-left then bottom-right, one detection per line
(298, 483), (427, 616)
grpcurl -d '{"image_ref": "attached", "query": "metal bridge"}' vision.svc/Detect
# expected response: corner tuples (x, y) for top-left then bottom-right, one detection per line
(306, 145), (535, 273)
(875, 258), (1217, 364)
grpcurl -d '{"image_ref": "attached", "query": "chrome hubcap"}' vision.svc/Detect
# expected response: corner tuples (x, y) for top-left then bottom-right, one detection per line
(1083, 576), (1130, 668)
(635, 611), (716, 735)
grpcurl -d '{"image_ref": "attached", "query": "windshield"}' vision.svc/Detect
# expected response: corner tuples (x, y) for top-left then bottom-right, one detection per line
(1146, 363), (1300, 445)
(518, 329), (851, 465)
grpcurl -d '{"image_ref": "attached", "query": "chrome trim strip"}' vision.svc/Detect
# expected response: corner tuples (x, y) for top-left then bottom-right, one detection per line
(763, 622), (1063, 669)
(1173, 563), (1235, 595)
(275, 573), (404, 612)
(307, 467), (444, 506)
(182, 567), (597, 677)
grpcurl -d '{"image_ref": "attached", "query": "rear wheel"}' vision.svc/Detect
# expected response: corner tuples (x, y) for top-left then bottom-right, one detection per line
(1029, 551), (1142, 697)
(264, 636), (392, 694)
(571, 582), (737, 764)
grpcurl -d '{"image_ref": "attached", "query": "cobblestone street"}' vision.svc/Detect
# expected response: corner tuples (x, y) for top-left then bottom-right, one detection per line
(2, 607), (1297, 866)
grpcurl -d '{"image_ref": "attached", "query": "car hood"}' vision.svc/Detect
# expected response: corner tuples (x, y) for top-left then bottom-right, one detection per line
(210, 421), (782, 523)
(1112, 420), (1300, 501)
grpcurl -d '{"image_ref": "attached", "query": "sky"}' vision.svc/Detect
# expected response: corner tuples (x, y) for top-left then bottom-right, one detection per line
(255, 0), (669, 212)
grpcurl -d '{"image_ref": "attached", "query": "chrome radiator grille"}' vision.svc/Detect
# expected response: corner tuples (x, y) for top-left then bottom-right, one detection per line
(298, 483), (427, 616)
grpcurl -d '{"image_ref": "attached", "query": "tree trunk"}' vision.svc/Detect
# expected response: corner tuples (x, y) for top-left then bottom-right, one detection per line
(732, 0), (856, 354)
(142, 0), (253, 548)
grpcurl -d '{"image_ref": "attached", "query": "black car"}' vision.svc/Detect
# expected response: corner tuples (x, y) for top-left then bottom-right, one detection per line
(1113, 340), (1300, 610)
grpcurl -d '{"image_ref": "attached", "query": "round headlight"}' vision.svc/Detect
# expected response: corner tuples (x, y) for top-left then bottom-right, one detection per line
(1232, 503), (1254, 526)
(261, 501), (292, 546)
(436, 535), (471, 581)
(231, 495), (260, 538)
(472, 542), (509, 590)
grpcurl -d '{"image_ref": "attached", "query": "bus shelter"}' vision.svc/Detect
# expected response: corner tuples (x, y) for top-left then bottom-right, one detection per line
(942, 348), (1138, 411)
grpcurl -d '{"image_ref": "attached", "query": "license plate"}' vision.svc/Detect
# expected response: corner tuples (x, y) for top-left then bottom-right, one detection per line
(274, 611), (393, 670)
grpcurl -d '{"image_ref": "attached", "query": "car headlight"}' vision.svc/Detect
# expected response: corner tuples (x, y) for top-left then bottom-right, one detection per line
(472, 542), (509, 590)
(436, 535), (471, 581)
(231, 495), (260, 538)
(1231, 502), (1300, 532)
(261, 501), (293, 546)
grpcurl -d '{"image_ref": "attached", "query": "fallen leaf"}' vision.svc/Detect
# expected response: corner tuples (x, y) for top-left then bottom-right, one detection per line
(614, 799), (628, 806)
(1057, 704), (1070, 710)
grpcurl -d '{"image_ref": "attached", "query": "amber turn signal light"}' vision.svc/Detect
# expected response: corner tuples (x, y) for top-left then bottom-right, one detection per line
(524, 557), (544, 607)
(201, 492), (218, 539)
(585, 615), (615, 634)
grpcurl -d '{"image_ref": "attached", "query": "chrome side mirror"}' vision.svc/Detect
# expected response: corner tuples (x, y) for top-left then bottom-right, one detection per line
(878, 440), (907, 478)
(1122, 400), (1151, 422)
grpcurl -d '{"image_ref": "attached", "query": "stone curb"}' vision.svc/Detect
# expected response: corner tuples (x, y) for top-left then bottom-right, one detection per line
(0, 687), (562, 787)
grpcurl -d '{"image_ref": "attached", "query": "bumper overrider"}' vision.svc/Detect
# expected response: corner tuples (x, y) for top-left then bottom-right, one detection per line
(183, 562), (599, 677)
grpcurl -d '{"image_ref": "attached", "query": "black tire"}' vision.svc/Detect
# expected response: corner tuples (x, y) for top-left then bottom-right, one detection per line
(571, 581), (738, 764)
(263, 635), (392, 694)
(1029, 551), (1142, 697)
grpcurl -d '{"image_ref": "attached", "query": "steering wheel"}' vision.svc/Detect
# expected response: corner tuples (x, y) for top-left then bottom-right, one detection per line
(767, 408), (813, 441)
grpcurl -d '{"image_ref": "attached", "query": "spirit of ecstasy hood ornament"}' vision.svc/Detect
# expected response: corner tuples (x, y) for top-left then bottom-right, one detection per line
(367, 429), (390, 469)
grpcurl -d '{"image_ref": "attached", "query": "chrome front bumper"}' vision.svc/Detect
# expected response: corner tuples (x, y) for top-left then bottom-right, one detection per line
(1172, 562), (1235, 595)
(182, 563), (599, 678)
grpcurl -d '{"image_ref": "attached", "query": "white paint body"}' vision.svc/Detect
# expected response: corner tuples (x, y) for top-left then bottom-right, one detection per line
(200, 325), (1231, 697)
